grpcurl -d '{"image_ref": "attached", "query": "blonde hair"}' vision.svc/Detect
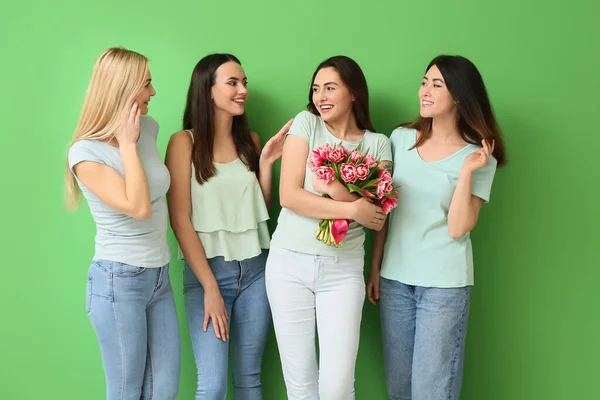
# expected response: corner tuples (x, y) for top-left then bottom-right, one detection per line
(65, 47), (149, 209)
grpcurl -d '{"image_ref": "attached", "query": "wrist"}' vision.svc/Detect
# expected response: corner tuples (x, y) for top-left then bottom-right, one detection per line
(119, 143), (138, 154)
(259, 155), (274, 168)
(344, 201), (356, 220)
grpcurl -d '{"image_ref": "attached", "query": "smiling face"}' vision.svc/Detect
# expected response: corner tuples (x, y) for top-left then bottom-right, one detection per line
(311, 67), (355, 124)
(134, 69), (155, 115)
(211, 61), (248, 117)
(418, 64), (457, 119)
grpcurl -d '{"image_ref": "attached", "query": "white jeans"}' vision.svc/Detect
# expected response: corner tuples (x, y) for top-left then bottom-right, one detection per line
(265, 247), (365, 400)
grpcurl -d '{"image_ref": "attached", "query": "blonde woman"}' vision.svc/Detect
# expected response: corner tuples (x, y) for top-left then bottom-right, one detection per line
(65, 47), (180, 400)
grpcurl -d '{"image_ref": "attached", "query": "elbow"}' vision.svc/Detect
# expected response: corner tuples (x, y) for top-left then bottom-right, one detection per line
(448, 223), (474, 239)
(132, 206), (153, 220)
(279, 188), (294, 211)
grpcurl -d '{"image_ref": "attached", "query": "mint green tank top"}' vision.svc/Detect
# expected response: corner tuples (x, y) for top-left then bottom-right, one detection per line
(178, 130), (270, 262)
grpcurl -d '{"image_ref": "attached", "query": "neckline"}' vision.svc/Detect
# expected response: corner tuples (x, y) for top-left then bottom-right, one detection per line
(214, 158), (240, 166)
(412, 130), (473, 164)
(318, 115), (369, 145)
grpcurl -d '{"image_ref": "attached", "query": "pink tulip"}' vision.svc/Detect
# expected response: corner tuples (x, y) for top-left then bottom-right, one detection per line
(363, 189), (375, 198)
(331, 219), (350, 244)
(364, 154), (377, 167)
(308, 151), (324, 172)
(316, 166), (335, 183)
(378, 169), (393, 184)
(376, 179), (393, 198)
(356, 163), (370, 180)
(316, 143), (333, 159)
(341, 164), (358, 183)
(327, 145), (348, 163)
(350, 150), (362, 163)
(380, 195), (398, 214)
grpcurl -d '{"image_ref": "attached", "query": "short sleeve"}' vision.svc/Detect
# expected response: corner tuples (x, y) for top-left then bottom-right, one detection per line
(389, 127), (415, 162)
(376, 134), (392, 161)
(68, 140), (107, 172)
(472, 155), (497, 202)
(287, 111), (316, 143)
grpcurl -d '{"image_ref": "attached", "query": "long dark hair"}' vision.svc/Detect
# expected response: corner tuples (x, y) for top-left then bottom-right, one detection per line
(307, 55), (375, 132)
(183, 54), (259, 184)
(404, 55), (507, 166)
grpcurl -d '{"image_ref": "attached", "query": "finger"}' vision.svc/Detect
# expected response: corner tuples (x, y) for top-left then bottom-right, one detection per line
(135, 106), (141, 126)
(218, 316), (228, 341)
(212, 315), (222, 340)
(129, 102), (138, 121)
(374, 282), (380, 301)
(203, 314), (209, 332)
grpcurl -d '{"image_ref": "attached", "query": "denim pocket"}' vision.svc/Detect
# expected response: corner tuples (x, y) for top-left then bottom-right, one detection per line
(112, 262), (147, 278)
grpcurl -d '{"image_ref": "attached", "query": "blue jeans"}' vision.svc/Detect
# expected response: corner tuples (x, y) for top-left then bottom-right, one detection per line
(184, 250), (271, 400)
(86, 260), (181, 400)
(379, 277), (471, 400)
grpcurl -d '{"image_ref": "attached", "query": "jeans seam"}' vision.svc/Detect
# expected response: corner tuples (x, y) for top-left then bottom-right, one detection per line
(447, 289), (468, 400)
(113, 287), (126, 400)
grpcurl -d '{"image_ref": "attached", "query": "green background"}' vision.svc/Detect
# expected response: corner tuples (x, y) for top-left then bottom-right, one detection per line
(1, 0), (598, 399)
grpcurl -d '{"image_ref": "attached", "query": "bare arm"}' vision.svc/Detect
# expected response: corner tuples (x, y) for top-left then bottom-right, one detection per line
(252, 132), (274, 210)
(165, 131), (228, 340)
(447, 140), (495, 239)
(280, 135), (385, 230)
(73, 104), (151, 220)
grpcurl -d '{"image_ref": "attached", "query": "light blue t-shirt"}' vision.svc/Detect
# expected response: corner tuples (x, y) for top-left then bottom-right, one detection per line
(68, 115), (171, 268)
(271, 110), (392, 258)
(380, 127), (497, 287)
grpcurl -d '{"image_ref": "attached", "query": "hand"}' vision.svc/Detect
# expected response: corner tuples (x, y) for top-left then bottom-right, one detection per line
(203, 288), (229, 341)
(351, 197), (386, 231)
(114, 102), (141, 148)
(260, 118), (294, 164)
(462, 139), (495, 173)
(312, 174), (345, 197)
(366, 267), (381, 305)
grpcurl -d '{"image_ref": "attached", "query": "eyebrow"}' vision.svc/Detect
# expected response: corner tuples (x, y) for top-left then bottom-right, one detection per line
(227, 77), (247, 81)
(423, 77), (444, 83)
(312, 82), (339, 87)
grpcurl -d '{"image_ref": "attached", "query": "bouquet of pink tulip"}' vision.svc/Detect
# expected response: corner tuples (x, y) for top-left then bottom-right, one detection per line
(309, 143), (398, 247)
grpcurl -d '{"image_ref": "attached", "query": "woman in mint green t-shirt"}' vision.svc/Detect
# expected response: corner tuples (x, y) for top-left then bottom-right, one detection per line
(267, 56), (392, 400)
(165, 54), (291, 400)
(368, 55), (507, 400)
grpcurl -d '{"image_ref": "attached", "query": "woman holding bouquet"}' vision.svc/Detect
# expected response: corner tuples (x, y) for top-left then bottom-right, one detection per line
(266, 55), (392, 400)
(368, 55), (507, 400)
(165, 53), (291, 400)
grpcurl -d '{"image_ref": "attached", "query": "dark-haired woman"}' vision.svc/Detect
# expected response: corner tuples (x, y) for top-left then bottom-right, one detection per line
(266, 55), (392, 400)
(367, 55), (507, 400)
(165, 53), (292, 400)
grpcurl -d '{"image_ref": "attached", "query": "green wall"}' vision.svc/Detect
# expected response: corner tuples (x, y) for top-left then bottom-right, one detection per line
(1, 0), (598, 398)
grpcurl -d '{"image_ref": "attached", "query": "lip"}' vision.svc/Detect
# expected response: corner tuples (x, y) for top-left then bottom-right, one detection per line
(233, 98), (246, 106)
(421, 100), (434, 107)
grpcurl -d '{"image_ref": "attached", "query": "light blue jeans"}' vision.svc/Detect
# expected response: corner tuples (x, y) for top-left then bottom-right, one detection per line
(183, 249), (271, 400)
(379, 277), (471, 400)
(86, 259), (181, 400)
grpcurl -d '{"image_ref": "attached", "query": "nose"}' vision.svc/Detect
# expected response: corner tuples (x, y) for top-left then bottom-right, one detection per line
(150, 85), (156, 97)
(238, 84), (248, 95)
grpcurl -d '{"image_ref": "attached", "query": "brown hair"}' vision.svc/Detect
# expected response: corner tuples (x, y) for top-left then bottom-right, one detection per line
(183, 54), (259, 185)
(404, 55), (506, 166)
(307, 55), (375, 132)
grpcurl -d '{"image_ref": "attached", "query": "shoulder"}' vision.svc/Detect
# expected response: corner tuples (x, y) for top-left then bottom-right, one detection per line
(167, 130), (194, 153)
(390, 126), (416, 141)
(68, 139), (103, 158)
(294, 110), (320, 126)
(251, 131), (261, 148)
